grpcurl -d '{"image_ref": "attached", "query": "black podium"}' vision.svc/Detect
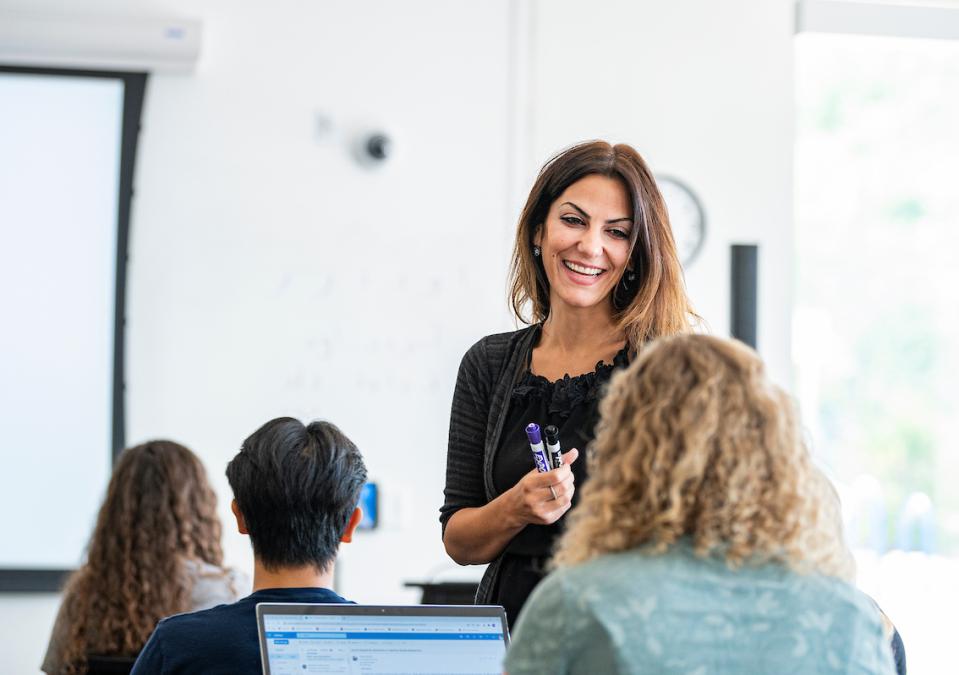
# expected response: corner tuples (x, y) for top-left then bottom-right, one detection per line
(404, 581), (479, 605)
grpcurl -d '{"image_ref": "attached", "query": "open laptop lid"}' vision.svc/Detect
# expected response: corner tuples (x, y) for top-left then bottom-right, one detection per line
(256, 603), (509, 675)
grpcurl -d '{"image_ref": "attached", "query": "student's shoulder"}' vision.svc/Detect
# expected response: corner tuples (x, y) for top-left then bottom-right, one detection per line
(153, 596), (250, 641)
(792, 568), (882, 620)
(134, 598), (259, 674)
(530, 566), (585, 608)
(555, 547), (668, 585)
(541, 547), (700, 610)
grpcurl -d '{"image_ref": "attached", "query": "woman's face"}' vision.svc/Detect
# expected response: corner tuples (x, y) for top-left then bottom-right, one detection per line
(534, 174), (634, 313)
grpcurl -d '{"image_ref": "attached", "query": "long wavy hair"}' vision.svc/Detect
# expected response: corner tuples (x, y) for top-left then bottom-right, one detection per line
(58, 441), (224, 673)
(552, 335), (854, 580)
(509, 140), (696, 346)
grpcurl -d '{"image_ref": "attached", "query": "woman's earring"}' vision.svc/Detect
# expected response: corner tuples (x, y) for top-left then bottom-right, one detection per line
(614, 268), (638, 311)
(532, 245), (541, 257)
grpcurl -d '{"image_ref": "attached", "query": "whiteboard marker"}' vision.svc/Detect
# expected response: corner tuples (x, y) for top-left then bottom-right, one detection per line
(525, 423), (551, 473)
(544, 425), (562, 469)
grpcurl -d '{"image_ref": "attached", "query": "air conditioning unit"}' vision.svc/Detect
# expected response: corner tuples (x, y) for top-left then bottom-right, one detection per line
(0, 11), (201, 73)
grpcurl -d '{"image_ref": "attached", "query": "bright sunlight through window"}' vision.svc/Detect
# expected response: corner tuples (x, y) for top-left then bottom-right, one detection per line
(795, 32), (959, 675)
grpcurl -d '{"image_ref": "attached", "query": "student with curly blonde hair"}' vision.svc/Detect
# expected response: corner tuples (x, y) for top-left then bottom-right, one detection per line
(505, 335), (896, 675)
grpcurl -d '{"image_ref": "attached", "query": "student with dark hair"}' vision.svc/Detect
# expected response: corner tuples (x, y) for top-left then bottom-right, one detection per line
(130, 417), (367, 675)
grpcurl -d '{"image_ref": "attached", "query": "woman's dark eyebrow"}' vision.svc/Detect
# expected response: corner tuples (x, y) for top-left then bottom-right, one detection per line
(561, 201), (590, 219)
(561, 201), (632, 225)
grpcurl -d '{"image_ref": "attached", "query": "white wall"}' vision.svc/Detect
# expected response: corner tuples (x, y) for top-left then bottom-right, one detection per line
(0, 0), (797, 671)
(524, 0), (796, 387)
(0, 0), (516, 670)
(124, 0), (516, 603)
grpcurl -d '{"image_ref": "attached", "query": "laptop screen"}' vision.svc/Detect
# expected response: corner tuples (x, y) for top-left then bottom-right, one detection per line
(258, 604), (508, 675)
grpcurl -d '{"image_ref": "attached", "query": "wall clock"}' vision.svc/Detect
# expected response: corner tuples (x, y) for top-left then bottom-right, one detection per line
(657, 175), (706, 267)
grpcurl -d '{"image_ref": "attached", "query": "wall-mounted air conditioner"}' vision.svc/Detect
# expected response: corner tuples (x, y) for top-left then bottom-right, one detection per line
(0, 11), (201, 73)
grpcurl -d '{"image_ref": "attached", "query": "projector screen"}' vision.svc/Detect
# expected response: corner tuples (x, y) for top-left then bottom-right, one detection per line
(0, 67), (145, 589)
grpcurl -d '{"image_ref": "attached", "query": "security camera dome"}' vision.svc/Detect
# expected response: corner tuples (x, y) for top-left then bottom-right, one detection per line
(365, 134), (391, 161)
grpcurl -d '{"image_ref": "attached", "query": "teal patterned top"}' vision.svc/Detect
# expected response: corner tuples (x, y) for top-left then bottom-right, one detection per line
(504, 543), (896, 675)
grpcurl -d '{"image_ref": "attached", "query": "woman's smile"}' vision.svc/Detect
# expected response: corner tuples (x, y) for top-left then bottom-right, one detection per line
(561, 259), (607, 284)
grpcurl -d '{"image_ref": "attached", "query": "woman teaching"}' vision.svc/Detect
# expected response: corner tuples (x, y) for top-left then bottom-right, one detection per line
(440, 140), (696, 624)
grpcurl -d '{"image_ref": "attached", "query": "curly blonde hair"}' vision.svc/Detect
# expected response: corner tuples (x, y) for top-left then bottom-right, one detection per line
(552, 335), (854, 580)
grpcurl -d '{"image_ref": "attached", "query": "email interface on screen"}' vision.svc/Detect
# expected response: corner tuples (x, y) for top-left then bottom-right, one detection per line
(262, 612), (506, 674)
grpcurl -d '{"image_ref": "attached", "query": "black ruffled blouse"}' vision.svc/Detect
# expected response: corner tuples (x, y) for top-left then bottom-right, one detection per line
(492, 346), (630, 556)
(489, 346), (629, 625)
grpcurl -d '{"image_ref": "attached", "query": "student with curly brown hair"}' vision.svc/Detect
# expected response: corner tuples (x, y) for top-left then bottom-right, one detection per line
(41, 441), (244, 675)
(504, 335), (897, 675)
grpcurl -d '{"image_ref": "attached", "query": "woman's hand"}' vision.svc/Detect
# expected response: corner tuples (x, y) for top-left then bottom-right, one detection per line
(506, 448), (580, 527)
(443, 448), (580, 565)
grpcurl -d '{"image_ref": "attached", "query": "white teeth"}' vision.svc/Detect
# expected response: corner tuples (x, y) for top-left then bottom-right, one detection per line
(563, 261), (604, 276)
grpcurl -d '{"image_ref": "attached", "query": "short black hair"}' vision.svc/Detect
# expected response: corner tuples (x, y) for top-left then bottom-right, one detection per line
(226, 417), (367, 571)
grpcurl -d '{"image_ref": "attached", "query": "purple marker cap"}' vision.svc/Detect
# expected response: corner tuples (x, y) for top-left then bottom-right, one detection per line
(525, 422), (542, 445)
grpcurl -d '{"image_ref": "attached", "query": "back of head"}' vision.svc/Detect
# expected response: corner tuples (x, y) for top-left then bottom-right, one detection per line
(226, 417), (367, 572)
(60, 440), (223, 671)
(553, 335), (852, 579)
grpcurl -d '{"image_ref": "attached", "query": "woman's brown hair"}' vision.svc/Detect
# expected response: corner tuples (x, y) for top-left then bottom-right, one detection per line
(552, 335), (854, 580)
(58, 440), (224, 673)
(509, 140), (696, 345)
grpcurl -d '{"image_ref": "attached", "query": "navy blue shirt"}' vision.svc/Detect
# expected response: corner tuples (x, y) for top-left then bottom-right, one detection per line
(130, 587), (350, 674)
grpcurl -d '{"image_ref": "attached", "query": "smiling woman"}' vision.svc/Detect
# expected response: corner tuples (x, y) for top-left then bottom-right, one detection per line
(439, 140), (697, 625)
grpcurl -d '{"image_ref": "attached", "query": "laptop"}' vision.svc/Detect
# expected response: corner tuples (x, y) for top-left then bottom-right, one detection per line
(256, 603), (510, 675)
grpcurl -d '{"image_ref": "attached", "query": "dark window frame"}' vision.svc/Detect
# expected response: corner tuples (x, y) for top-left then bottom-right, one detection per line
(0, 65), (146, 593)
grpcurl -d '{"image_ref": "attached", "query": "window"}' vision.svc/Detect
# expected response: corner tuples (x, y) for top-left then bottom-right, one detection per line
(794, 31), (959, 674)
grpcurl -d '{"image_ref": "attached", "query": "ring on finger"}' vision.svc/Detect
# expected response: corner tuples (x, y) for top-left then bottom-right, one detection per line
(548, 485), (558, 500)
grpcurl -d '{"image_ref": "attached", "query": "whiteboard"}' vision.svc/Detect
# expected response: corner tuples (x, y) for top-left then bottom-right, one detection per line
(0, 72), (121, 569)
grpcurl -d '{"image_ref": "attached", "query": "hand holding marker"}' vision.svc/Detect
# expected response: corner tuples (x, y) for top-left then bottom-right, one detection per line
(525, 423), (564, 500)
(516, 424), (578, 524)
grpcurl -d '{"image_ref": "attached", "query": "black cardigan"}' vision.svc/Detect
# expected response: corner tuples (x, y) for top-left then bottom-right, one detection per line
(440, 325), (540, 604)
